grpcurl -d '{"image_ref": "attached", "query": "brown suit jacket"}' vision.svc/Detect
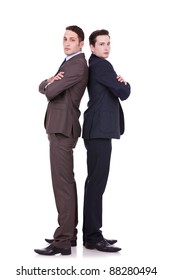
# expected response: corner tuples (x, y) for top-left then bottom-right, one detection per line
(39, 53), (88, 137)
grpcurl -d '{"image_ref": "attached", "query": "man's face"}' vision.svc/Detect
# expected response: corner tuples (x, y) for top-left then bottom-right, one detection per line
(90, 35), (110, 59)
(63, 30), (84, 56)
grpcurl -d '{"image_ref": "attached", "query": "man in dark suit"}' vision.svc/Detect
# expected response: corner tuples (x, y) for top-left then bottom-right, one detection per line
(34, 26), (88, 256)
(82, 29), (131, 252)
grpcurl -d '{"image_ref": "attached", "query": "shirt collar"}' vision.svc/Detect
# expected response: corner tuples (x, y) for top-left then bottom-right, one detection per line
(66, 51), (82, 61)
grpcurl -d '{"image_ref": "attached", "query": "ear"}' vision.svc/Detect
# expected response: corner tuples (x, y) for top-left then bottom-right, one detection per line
(80, 41), (84, 48)
(90, 44), (94, 52)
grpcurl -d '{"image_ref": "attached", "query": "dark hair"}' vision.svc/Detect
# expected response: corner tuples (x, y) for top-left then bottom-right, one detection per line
(89, 29), (110, 46)
(66, 25), (84, 42)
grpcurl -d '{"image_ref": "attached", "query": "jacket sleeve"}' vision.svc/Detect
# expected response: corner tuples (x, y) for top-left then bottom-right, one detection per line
(96, 60), (131, 101)
(38, 80), (48, 94)
(41, 61), (86, 101)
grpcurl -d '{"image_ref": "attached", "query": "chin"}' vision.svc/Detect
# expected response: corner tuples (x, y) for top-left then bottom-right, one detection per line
(101, 55), (108, 59)
(64, 50), (71, 55)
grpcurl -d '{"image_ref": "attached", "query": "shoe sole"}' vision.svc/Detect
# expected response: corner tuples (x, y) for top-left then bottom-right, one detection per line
(85, 244), (96, 249)
(34, 249), (71, 255)
(85, 244), (121, 252)
(61, 250), (71, 255)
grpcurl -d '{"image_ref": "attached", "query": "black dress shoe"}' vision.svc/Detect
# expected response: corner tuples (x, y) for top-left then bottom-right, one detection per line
(104, 238), (117, 245)
(83, 238), (117, 246)
(34, 244), (71, 255)
(45, 238), (77, 247)
(85, 239), (121, 252)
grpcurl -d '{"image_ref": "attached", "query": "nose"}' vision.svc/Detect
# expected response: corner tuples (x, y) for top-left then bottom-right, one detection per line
(65, 40), (70, 46)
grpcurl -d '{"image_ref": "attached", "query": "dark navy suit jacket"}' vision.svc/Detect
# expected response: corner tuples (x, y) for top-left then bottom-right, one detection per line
(82, 54), (131, 139)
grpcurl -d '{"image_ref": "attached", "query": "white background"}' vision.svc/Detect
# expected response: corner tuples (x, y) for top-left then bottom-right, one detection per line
(0, 0), (173, 279)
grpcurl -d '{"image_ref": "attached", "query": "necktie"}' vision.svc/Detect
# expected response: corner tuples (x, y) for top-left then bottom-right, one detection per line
(54, 59), (66, 75)
(61, 58), (66, 65)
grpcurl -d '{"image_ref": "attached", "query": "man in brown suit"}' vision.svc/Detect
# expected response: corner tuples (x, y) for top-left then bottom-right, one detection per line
(34, 26), (88, 256)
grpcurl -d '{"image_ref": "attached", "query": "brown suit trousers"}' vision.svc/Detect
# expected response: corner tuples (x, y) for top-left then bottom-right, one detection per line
(39, 53), (88, 248)
(48, 133), (78, 248)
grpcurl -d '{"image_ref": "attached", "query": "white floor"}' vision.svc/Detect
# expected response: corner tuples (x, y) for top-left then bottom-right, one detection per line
(1, 137), (173, 280)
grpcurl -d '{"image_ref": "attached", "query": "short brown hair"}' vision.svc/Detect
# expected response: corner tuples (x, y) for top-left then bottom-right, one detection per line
(89, 29), (110, 46)
(66, 25), (84, 42)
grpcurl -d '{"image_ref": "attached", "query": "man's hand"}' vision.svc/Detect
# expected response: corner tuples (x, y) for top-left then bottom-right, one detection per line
(117, 75), (127, 85)
(53, 72), (65, 81)
(47, 72), (65, 84)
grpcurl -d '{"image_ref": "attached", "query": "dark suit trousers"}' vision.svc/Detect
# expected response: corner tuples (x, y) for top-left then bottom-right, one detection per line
(83, 138), (112, 243)
(48, 133), (78, 248)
